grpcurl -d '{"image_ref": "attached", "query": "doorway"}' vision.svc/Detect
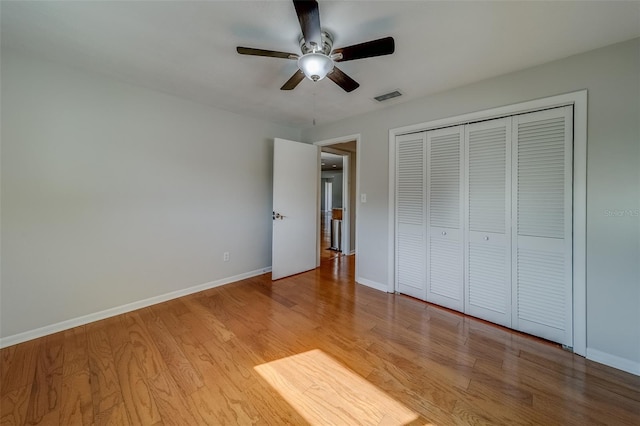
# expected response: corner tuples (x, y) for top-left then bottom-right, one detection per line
(315, 135), (360, 270)
(320, 152), (344, 261)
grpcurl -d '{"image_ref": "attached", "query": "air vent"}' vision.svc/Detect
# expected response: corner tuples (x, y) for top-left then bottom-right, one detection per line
(374, 90), (402, 102)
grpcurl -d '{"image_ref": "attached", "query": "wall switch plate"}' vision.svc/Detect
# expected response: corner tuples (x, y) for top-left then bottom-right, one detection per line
(360, 193), (367, 203)
(223, 252), (230, 262)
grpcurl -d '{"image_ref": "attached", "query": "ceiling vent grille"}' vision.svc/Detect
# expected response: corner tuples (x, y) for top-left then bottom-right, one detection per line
(374, 90), (402, 102)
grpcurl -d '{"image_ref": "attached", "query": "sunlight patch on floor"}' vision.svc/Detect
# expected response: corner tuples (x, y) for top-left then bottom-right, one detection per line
(255, 349), (427, 425)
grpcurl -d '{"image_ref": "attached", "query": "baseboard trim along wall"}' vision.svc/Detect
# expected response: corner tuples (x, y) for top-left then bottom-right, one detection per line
(356, 277), (389, 293)
(587, 348), (640, 376)
(0, 267), (272, 349)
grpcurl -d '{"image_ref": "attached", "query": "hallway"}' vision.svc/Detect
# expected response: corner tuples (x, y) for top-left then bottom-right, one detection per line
(321, 211), (342, 262)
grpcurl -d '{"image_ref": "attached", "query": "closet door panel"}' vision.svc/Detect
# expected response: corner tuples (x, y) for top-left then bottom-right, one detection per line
(427, 127), (464, 311)
(464, 119), (512, 327)
(512, 106), (573, 346)
(467, 232), (510, 324)
(395, 133), (427, 300)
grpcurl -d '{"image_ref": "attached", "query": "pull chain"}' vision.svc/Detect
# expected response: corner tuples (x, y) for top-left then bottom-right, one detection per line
(313, 90), (317, 126)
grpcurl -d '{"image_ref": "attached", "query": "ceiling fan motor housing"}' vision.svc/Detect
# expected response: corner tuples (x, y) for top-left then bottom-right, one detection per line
(299, 30), (333, 55)
(298, 31), (335, 81)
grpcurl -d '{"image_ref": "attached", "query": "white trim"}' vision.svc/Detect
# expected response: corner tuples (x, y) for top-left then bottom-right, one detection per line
(387, 129), (396, 293)
(341, 154), (350, 255)
(320, 146), (352, 255)
(314, 134), (361, 147)
(314, 134), (361, 278)
(388, 90), (587, 357)
(356, 276), (389, 293)
(587, 348), (640, 376)
(571, 90), (587, 357)
(0, 267), (272, 348)
(391, 91), (588, 136)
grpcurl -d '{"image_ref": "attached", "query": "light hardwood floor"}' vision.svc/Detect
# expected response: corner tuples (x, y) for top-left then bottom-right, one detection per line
(2, 255), (639, 425)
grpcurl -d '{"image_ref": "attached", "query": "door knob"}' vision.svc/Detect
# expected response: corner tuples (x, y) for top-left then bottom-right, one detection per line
(273, 212), (286, 220)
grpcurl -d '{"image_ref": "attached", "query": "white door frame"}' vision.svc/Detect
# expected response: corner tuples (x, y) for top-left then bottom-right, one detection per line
(388, 91), (587, 357)
(341, 155), (350, 255)
(314, 134), (361, 271)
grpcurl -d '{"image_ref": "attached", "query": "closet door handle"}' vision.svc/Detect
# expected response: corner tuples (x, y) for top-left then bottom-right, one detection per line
(441, 231), (447, 236)
(484, 236), (489, 241)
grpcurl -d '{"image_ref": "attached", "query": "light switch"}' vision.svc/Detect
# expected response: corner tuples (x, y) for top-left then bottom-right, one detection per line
(361, 193), (367, 203)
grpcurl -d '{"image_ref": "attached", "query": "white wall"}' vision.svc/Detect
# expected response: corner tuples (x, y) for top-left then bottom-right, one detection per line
(302, 39), (640, 371)
(320, 178), (329, 212)
(0, 50), (301, 341)
(321, 171), (343, 209)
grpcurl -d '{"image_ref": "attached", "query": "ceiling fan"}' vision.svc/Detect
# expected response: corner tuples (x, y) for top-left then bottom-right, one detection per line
(236, 0), (395, 92)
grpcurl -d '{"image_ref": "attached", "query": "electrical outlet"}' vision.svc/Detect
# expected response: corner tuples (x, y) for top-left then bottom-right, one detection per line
(223, 252), (230, 262)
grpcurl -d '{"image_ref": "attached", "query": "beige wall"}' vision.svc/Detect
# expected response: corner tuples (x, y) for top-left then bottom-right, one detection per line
(303, 39), (640, 370)
(1, 50), (301, 340)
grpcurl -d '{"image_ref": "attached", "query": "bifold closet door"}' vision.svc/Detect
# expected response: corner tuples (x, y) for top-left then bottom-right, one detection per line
(426, 126), (464, 311)
(512, 106), (573, 346)
(395, 133), (427, 300)
(464, 118), (512, 327)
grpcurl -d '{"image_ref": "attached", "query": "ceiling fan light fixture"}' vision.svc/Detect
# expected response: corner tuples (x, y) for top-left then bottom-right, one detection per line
(237, 2), (394, 92)
(298, 52), (334, 82)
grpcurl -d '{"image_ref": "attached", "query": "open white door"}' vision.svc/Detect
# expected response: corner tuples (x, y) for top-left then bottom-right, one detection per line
(272, 138), (319, 280)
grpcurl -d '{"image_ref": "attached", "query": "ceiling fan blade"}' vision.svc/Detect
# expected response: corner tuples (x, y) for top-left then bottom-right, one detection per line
(293, 0), (322, 49)
(281, 70), (305, 90)
(236, 47), (298, 60)
(327, 66), (359, 92)
(333, 36), (395, 62)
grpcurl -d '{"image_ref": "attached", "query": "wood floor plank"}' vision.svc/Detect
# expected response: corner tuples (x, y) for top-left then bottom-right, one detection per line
(1, 340), (40, 397)
(187, 384), (258, 425)
(0, 385), (30, 426)
(174, 311), (227, 346)
(85, 323), (123, 416)
(58, 370), (93, 426)
(222, 338), (309, 424)
(138, 309), (204, 395)
(0, 345), (16, 387)
(93, 402), (132, 426)
(191, 339), (268, 423)
(179, 296), (236, 343)
(61, 327), (88, 378)
(92, 402), (130, 426)
(148, 370), (201, 425)
(2, 255), (640, 425)
(24, 334), (64, 425)
(121, 312), (166, 379)
(108, 320), (162, 426)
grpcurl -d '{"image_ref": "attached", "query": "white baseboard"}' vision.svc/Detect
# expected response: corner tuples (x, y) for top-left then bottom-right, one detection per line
(586, 348), (640, 376)
(0, 267), (272, 349)
(356, 276), (390, 293)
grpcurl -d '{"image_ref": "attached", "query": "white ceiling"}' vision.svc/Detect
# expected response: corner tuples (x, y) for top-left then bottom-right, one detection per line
(321, 152), (344, 171)
(2, 1), (639, 128)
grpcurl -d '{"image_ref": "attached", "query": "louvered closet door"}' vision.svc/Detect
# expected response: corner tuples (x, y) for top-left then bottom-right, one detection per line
(512, 106), (573, 346)
(464, 118), (512, 327)
(427, 126), (464, 311)
(395, 133), (427, 300)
